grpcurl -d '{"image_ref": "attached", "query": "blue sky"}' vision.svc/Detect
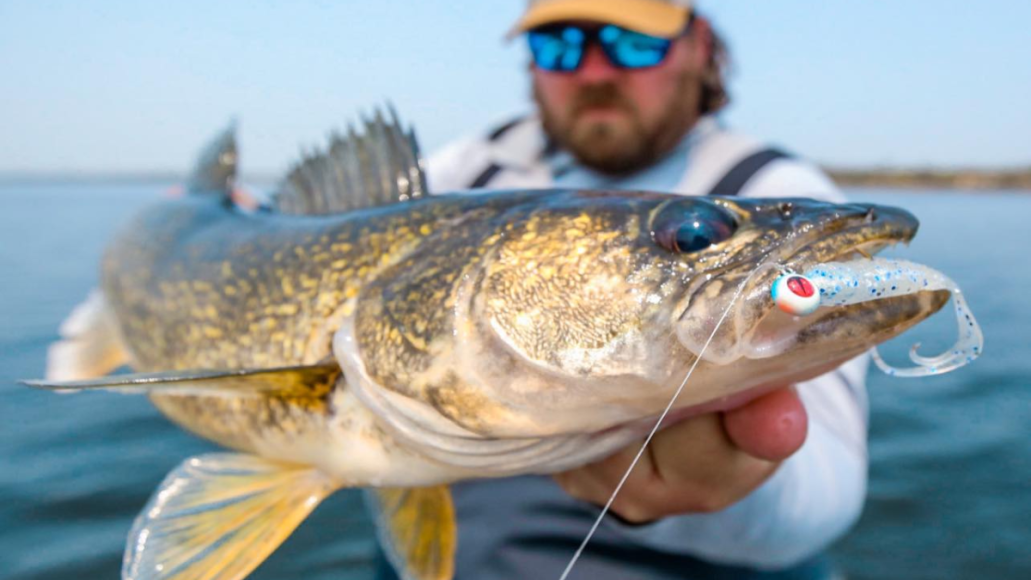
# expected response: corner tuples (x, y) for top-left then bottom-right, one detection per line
(1, 0), (1029, 175)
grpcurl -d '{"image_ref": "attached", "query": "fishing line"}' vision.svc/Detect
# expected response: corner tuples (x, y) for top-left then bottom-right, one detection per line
(557, 260), (780, 580)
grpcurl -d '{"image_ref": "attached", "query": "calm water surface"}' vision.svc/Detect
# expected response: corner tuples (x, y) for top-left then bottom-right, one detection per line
(0, 184), (1027, 579)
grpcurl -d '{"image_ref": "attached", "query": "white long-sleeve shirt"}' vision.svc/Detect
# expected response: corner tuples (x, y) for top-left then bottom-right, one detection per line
(417, 114), (869, 578)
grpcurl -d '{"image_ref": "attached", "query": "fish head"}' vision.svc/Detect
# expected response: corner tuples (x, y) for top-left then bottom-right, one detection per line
(665, 196), (950, 409)
(342, 191), (948, 437)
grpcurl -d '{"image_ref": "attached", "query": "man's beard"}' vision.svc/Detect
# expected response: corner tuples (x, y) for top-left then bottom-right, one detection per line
(535, 72), (702, 176)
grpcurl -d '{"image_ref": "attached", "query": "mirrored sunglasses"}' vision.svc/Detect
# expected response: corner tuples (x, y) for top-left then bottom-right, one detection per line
(527, 24), (674, 72)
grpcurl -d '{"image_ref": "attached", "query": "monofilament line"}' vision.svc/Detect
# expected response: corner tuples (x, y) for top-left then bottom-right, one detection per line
(557, 261), (777, 580)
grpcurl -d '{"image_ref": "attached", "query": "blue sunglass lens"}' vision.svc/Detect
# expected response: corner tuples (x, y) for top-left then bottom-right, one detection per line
(528, 27), (585, 72)
(600, 26), (671, 69)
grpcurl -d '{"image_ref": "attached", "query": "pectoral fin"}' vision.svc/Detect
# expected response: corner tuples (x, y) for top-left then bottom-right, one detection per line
(23, 362), (340, 400)
(123, 453), (338, 580)
(367, 486), (457, 580)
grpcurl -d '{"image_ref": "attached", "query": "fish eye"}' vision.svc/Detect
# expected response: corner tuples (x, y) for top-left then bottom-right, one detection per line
(652, 200), (738, 254)
(672, 219), (729, 252)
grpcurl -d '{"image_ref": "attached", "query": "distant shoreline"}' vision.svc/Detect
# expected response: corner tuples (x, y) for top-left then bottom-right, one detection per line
(1, 168), (1029, 191)
(825, 168), (1031, 191)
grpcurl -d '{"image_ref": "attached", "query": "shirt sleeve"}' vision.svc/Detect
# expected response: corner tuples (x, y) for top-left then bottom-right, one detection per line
(605, 159), (870, 569)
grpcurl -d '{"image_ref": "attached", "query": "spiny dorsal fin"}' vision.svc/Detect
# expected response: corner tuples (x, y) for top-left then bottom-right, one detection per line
(186, 120), (238, 197)
(271, 105), (427, 215)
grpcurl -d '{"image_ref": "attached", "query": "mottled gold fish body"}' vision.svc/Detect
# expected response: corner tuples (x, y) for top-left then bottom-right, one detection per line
(29, 116), (965, 580)
(99, 192), (534, 474)
(95, 188), (944, 483)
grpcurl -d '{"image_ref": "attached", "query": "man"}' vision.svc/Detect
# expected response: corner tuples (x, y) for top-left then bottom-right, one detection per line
(377, 1), (869, 578)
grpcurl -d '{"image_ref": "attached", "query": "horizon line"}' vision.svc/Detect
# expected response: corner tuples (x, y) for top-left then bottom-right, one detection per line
(2, 163), (1030, 185)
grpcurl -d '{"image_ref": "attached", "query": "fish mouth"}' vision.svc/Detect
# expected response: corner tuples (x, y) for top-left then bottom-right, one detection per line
(742, 240), (912, 360)
(743, 221), (967, 368)
(743, 282), (950, 362)
(676, 204), (951, 366)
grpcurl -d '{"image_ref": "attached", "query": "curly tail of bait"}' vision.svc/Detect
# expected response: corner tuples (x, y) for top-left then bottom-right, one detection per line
(781, 258), (983, 377)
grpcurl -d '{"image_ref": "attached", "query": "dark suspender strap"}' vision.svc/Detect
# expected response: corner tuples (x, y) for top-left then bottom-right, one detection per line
(705, 147), (791, 196)
(487, 116), (525, 142)
(466, 116), (530, 189)
(540, 136), (561, 160)
(469, 163), (503, 189)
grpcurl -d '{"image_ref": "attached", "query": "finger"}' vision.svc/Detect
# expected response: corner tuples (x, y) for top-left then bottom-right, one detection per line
(553, 439), (656, 507)
(554, 406), (791, 522)
(554, 438), (712, 523)
(553, 465), (610, 505)
(561, 414), (777, 521)
(648, 413), (777, 513)
(722, 386), (808, 462)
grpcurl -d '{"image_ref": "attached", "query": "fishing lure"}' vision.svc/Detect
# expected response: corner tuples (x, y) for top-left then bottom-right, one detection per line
(771, 273), (821, 316)
(772, 258), (983, 377)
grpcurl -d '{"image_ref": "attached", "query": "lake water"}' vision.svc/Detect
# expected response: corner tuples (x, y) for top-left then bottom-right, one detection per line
(0, 184), (1027, 580)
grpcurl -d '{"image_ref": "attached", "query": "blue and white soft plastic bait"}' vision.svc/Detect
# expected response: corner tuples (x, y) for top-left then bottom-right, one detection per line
(773, 258), (983, 377)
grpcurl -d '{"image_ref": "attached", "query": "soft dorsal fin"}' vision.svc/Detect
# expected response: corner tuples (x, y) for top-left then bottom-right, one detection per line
(271, 105), (428, 215)
(186, 120), (238, 197)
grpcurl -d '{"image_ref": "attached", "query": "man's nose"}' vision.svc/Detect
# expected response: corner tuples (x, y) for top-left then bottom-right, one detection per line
(575, 44), (620, 82)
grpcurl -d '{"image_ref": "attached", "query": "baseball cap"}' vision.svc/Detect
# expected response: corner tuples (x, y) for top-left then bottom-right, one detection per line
(509, 0), (692, 39)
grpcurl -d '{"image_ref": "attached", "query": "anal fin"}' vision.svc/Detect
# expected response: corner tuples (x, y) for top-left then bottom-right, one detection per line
(123, 453), (338, 580)
(367, 486), (456, 580)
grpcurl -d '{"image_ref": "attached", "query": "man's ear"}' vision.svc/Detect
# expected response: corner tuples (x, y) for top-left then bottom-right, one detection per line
(689, 16), (714, 65)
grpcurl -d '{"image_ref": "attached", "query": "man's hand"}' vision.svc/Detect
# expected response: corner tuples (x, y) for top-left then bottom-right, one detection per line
(553, 386), (808, 524)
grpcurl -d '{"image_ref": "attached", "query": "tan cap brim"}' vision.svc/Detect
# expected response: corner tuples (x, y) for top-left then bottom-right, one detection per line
(508, 0), (691, 40)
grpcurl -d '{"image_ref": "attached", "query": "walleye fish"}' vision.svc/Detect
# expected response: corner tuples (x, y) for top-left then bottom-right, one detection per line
(27, 111), (982, 580)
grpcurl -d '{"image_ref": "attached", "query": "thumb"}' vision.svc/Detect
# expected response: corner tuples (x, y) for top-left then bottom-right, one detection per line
(722, 386), (808, 462)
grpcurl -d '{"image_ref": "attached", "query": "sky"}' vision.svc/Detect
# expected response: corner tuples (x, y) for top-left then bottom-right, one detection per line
(1, 0), (1029, 176)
